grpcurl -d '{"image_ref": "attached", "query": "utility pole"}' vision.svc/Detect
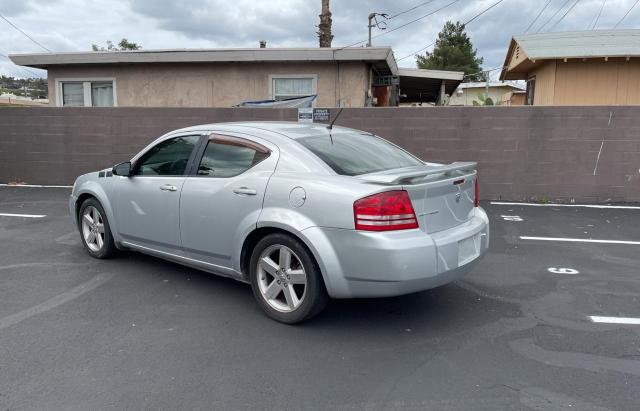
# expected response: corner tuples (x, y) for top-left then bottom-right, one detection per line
(367, 12), (388, 47)
(318, 0), (333, 47)
(484, 70), (490, 99)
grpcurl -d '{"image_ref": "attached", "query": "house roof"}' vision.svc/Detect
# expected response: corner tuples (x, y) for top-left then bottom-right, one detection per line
(10, 46), (399, 75)
(397, 68), (464, 81)
(500, 29), (640, 80)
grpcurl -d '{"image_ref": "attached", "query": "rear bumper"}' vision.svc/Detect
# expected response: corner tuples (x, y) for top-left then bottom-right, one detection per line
(301, 207), (489, 298)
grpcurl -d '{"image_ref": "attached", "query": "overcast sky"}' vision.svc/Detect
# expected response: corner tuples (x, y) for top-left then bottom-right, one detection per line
(1, 0), (639, 79)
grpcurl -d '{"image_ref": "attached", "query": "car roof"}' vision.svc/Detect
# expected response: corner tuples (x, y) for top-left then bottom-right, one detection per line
(169, 121), (362, 139)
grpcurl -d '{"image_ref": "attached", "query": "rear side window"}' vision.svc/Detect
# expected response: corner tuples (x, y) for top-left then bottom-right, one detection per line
(297, 133), (422, 176)
(197, 135), (270, 178)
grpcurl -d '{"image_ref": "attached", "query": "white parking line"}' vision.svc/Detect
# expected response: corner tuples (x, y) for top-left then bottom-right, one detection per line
(520, 236), (640, 245)
(0, 184), (72, 188)
(491, 201), (640, 210)
(589, 316), (640, 325)
(0, 213), (46, 218)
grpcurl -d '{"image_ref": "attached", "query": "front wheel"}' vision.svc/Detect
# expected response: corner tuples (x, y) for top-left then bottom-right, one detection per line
(78, 198), (117, 259)
(249, 233), (328, 324)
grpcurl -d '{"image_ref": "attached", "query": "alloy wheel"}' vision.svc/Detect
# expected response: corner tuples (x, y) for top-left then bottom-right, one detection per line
(81, 206), (105, 252)
(257, 244), (307, 312)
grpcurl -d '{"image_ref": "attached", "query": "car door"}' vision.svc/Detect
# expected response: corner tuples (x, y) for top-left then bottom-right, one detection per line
(179, 133), (278, 273)
(114, 134), (201, 254)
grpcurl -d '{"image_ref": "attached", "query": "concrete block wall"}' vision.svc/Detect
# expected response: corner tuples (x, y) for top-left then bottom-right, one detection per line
(1, 106), (639, 202)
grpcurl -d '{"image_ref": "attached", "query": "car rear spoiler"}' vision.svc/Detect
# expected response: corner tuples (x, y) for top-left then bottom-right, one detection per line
(359, 162), (477, 184)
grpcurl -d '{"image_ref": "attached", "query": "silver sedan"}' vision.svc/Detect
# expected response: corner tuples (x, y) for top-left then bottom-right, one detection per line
(70, 122), (489, 323)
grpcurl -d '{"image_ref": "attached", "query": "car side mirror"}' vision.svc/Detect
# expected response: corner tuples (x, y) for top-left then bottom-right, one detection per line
(112, 161), (132, 177)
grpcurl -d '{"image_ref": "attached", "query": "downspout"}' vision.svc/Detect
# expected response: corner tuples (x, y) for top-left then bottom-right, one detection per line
(337, 60), (341, 107)
(332, 49), (341, 107)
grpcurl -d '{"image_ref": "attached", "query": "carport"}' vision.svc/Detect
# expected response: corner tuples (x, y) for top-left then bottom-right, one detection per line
(397, 68), (464, 106)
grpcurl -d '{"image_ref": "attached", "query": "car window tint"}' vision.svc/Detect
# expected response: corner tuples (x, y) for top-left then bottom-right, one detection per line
(135, 135), (199, 176)
(297, 133), (423, 176)
(197, 139), (269, 178)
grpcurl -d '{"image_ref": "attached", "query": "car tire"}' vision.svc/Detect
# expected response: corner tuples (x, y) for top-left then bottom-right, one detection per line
(78, 197), (117, 259)
(249, 233), (328, 324)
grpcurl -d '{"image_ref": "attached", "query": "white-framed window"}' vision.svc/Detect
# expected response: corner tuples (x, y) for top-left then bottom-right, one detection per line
(269, 74), (317, 102)
(56, 78), (117, 107)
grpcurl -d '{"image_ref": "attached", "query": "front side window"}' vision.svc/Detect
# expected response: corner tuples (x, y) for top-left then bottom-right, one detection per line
(197, 136), (269, 178)
(297, 133), (423, 176)
(272, 77), (315, 101)
(134, 135), (200, 176)
(59, 80), (115, 107)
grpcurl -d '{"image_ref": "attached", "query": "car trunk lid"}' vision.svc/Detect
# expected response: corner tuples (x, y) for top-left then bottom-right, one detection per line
(356, 162), (477, 234)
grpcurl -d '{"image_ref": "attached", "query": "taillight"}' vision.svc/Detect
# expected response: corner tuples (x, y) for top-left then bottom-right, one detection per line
(474, 176), (479, 207)
(354, 190), (419, 231)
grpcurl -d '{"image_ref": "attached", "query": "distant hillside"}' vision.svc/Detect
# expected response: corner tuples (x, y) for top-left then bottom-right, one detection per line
(0, 76), (47, 99)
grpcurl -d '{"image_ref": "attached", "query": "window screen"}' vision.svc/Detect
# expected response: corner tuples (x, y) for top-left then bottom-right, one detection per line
(60, 81), (114, 107)
(134, 136), (199, 176)
(273, 78), (314, 101)
(197, 138), (269, 178)
(91, 82), (114, 107)
(62, 83), (84, 107)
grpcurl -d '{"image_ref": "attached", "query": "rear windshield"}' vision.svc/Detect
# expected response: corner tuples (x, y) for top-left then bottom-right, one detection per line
(297, 133), (423, 176)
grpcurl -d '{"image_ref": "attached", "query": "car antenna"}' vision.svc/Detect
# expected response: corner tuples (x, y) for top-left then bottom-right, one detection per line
(326, 107), (344, 144)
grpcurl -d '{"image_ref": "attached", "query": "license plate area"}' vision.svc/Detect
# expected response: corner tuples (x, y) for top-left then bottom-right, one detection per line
(458, 234), (480, 266)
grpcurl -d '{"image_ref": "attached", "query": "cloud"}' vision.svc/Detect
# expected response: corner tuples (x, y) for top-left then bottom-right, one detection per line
(0, 0), (639, 79)
(0, 0), (39, 17)
(127, 0), (315, 46)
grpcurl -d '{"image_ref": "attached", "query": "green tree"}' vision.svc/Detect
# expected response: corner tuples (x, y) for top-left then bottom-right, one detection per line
(92, 38), (141, 51)
(416, 21), (485, 81)
(472, 93), (494, 106)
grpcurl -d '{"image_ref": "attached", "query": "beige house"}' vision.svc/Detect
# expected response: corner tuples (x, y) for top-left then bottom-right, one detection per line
(10, 47), (462, 108)
(448, 82), (525, 106)
(500, 30), (640, 105)
(499, 90), (526, 106)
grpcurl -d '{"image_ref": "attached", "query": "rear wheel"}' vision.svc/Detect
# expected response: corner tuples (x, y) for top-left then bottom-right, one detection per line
(249, 233), (328, 324)
(78, 198), (116, 259)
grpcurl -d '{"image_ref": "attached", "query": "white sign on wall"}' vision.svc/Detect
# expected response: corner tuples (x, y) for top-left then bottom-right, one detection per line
(298, 108), (313, 123)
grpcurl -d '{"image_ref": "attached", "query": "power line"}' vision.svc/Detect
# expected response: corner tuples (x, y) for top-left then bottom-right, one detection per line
(378, 0), (462, 37)
(0, 11), (51, 52)
(388, 0), (436, 19)
(463, 0), (507, 25)
(549, 0), (582, 30)
(613, 0), (640, 28)
(590, 0), (606, 29)
(338, 0), (462, 49)
(462, 65), (505, 80)
(397, 41), (436, 62)
(396, 0), (508, 62)
(536, 0), (572, 33)
(525, 0), (553, 33)
(0, 51), (44, 78)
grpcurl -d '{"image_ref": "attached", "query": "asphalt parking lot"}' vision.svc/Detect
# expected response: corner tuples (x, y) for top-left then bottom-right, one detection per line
(1, 186), (639, 411)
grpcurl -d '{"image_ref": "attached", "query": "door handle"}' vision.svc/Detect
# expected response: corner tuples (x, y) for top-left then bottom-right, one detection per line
(233, 187), (257, 196)
(159, 184), (178, 192)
